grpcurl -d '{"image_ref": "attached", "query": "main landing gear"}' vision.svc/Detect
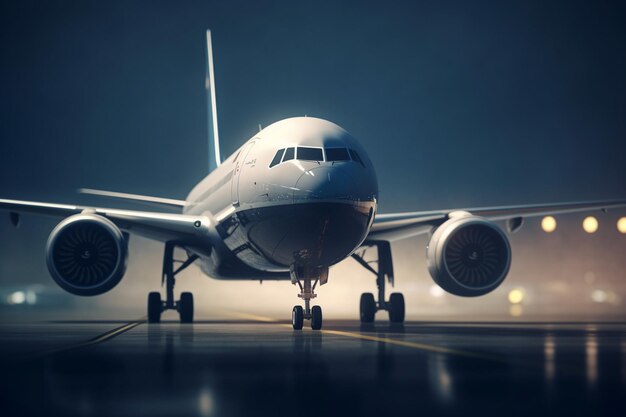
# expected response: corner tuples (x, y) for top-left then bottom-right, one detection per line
(148, 241), (199, 324)
(291, 265), (327, 330)
(352, 241), (405, 324)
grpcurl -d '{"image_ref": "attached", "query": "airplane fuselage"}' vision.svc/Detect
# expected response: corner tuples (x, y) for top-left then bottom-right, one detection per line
(183, 117), (378, 280)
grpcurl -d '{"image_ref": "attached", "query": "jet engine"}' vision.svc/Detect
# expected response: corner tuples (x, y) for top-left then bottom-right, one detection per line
(46, 214), (128, 296)
(426, 212), (511, 297)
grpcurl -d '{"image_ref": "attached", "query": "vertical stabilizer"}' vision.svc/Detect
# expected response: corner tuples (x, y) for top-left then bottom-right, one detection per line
(206, 29), (221, 172)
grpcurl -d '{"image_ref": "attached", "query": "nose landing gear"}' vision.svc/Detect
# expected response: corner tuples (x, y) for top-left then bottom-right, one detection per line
(291, 265), (327, 330)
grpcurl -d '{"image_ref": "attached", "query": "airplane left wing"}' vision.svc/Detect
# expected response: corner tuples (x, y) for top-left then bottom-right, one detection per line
(368, 199), (626, 242)
(0, 198), (210, 243)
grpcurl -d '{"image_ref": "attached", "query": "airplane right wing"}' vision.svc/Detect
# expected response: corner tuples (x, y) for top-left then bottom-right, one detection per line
(367, 199), (626, 242)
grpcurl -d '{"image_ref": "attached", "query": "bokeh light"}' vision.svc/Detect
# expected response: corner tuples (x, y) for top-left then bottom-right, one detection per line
(582, 216), (598, 233)
(617, 217), (626, 234)
(508, 288), (524, 304)
(591, 289), (607, 303)
(541, 216), (557, 233)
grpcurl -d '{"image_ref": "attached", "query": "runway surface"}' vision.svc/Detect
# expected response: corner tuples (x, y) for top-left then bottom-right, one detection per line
(1, 314), (625, 417)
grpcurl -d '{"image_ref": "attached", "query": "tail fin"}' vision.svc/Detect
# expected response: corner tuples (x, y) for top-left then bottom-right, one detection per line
(206, 29), (221, 172)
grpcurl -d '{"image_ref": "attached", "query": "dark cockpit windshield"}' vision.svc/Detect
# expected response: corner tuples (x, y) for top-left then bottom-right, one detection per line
(297, 147), (323, 162)
(325, 148), (350, 162)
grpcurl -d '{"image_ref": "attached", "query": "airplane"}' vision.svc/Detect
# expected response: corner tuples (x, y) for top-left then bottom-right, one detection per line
(1, 30), (625, 330)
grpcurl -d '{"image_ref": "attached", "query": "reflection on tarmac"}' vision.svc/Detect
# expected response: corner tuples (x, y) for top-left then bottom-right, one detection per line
(0, 319), (625, 416)
(544, 332), (556, 383)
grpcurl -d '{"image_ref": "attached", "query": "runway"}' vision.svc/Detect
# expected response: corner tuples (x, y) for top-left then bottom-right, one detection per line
(1, 315), (625, 417)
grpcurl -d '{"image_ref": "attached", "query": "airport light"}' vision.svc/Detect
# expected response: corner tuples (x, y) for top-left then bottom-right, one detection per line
(617, 217), (626, 234)
(541, 216), (557, 233)
(591, 289), (607, 303)
(7, 291), (26, 305)
(582, 216), (598, 234)
(508, 288), (524, 304)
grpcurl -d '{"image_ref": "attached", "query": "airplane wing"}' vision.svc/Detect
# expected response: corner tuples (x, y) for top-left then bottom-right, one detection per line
(367, 199), (626, 242)
(77, 188), (188, 210)
(0, 198), (209, 243)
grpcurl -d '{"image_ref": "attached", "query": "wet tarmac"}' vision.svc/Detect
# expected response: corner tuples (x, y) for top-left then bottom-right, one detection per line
(0, 316), (625, 417)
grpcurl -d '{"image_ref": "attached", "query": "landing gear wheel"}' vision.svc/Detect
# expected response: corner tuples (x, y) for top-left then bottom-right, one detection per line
(179, 292), (194, 323)
(360, 292), (376, 323)
(311, 305), (323, 330)
(388, 292), (405, 324)
(148, 292), (162, 323)
(292, 305), (304, 330)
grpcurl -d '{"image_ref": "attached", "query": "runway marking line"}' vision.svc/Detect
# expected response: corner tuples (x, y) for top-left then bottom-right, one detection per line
(224, 311), (499, 361)
(25, 317), (146, 360)
(320, 329), (496, 361)
(222, 312), (280, 323)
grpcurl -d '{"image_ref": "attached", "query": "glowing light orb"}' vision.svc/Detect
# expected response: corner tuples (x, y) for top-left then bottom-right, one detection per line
(7, 291), (25, 305)
(541, 216), (557, 233)
(508, 288), (524, 304)
(591, 289), (607, 303)
(617, 217), (626, 234)
(582, 216), (598, 233)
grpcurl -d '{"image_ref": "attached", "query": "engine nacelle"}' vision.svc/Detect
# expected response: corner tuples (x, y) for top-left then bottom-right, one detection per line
(427, 212), (511, 297)
(46, 214), (128, 296)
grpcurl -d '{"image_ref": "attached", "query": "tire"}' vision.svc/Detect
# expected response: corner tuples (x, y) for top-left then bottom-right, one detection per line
(360, 293), (376, 323)
(292, 305), (304, 330)
(179, 292), (194, 323)
(388, 292), (405, 324)
(311, 305), (323, 330)
(148, 292), (162, 323)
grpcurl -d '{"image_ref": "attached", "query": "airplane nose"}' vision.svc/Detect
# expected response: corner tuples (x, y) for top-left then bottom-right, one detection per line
(293, 167), (355, 202)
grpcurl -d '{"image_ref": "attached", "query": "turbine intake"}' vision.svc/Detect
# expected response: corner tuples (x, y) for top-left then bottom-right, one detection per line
(46, 214), (128, 296)
(427, 213), (511, 297)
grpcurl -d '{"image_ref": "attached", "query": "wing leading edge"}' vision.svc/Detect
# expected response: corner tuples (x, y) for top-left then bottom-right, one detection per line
(0, 198), (210, 243)
(368, 199), (626, 242)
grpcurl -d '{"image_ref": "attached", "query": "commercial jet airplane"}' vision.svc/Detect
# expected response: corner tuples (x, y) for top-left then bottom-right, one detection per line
(1, 31), (625, 330)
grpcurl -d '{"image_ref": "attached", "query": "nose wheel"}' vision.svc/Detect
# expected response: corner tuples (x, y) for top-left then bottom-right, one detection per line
(291, 304), (323, 330)
(292, 305), (304, 330)
(291, 265), (326, 330)
(311, 305), (323, 330)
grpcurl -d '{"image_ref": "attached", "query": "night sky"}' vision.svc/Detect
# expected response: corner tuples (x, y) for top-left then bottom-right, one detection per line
(0, 1), (625, 317)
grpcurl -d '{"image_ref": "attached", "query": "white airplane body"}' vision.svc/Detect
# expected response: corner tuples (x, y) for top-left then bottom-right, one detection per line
(1, 31), (625, 330)
(185, 117), (377, 280)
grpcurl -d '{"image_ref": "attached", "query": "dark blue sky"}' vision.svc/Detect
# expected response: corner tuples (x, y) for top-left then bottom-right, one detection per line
(1, 0), (625, 213)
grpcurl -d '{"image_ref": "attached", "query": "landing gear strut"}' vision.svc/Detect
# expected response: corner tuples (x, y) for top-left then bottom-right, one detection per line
(291, 265), (327, 330)
(352, 241), (405, 324)
(147, 241), (198, 324)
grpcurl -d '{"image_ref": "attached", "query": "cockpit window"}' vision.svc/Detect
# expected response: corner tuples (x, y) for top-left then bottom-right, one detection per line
(349, 149), (365, 166)
(283, 147), (295, 162)
(325, 148), (350, 162)
(269, 148), (285, 168)
(297, 147), (323, 161)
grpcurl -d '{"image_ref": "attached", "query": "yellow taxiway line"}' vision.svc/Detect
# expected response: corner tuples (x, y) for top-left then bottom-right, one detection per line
(222, 311), (497, 361)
